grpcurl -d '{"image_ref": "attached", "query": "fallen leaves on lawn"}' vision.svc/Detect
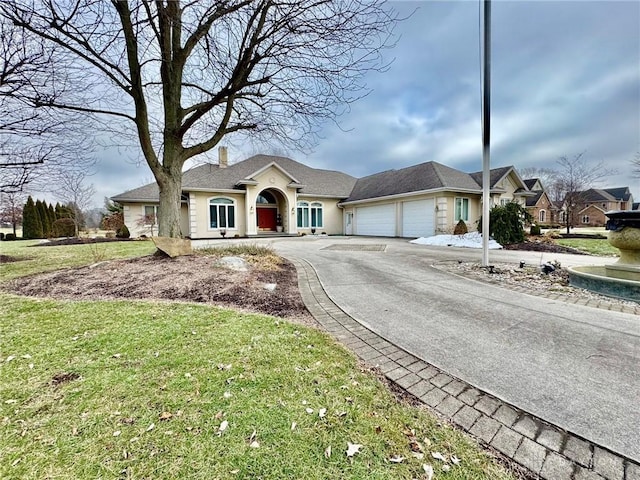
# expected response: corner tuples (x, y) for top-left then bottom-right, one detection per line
(324, 445), (332, 458)
(346, 442), (362, 457)
(431, 451), (446, 462)
(389, 455), (405, 463)
(216, 420), (229, 436)
(248, 430), (259, 448)
(159, 412), (173, 421)
(422, 464), (434, 480)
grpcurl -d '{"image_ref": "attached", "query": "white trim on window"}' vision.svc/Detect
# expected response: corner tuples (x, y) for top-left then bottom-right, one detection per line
(582, 215), (590, 224)
(539, 209), (546, 222)
(209, 197), (236, 230)
(454, 197), (469, 222)
(143, 205), (159, 225)
(297, 201), (323, 228)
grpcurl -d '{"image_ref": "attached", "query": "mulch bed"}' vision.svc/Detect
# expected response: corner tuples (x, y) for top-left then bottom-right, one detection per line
(4, 254), (314, 325)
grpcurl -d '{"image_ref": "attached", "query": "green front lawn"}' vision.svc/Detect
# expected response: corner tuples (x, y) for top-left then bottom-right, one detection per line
(1, 296), (513, 480)
(0, 239), (156, 281)
(555, 238), (619, 256)
(1, 241), (515, 479)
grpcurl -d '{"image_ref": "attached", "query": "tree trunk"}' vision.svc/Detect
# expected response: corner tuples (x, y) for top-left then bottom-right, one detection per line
(156, 169), (183, 238)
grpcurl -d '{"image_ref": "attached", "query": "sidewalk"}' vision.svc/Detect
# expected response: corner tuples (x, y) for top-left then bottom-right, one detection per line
(290, 255), (640, 480)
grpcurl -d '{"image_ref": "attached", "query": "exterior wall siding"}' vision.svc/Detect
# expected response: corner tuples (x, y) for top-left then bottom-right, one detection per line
(297, 197), (343, 235)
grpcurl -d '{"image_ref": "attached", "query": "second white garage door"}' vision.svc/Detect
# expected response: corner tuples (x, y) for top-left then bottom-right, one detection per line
(402, 199), (435, 238)
(355, 204), (396, 236)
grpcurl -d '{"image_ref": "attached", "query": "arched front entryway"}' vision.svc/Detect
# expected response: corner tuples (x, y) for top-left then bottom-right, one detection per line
(256, 189), (288, 233)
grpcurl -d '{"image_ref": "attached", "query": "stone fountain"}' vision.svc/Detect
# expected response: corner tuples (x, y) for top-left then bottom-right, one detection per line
(568, 210), (640, 302)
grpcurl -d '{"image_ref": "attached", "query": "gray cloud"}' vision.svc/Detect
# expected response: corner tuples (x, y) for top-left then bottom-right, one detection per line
(33, 1), (640, 207)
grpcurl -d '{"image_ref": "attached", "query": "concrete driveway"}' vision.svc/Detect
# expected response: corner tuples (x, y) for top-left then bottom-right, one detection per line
(262, 236), (640, 463)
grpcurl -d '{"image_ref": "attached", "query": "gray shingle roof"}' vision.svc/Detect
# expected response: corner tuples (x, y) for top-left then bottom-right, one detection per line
(581, 188), (617, 202)
(524, 178), (540, 190)
(525, 190), (544, 207)
(603, 187), (631, 202)
(112, 154), (357, 202)
(469, 166), (514, 188)
(343, 161), (481, 203)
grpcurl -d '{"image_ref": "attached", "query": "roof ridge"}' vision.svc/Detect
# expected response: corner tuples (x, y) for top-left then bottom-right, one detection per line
(430, 161), (447, 187)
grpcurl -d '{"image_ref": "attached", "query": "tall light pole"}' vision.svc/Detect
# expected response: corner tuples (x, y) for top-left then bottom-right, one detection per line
(481, 0), (491, 267)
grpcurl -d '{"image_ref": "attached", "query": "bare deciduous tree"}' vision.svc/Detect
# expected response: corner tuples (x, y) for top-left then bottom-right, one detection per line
(0, 190), (24, 235)
(518, 166), (564, 203)
(0, 16), (95, 193)
(631, 152), (640, 178)
(0, 1), (400, 237)
(56, 171), (96, 237)
(555, 153), (617, 234)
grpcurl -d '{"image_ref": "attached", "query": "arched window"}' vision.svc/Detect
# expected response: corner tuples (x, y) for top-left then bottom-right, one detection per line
(209, 197), (235, 229)
(539, 210), (546, 222)
(297, 201), (323, 228)
(256, 191), (276, 204)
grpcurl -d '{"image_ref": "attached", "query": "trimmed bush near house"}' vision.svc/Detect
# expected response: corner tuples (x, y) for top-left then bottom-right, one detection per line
(530, 224), (541, 235)
(453, 219), (468, 235)
(4, 233), (16, 241)
(116, 224), (131, 239)
(478, 202), (532, 245)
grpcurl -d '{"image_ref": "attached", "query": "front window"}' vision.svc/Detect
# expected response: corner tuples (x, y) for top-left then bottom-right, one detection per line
(582, 215), (589, 224)
(297, 201), (323, 228)
(144, 205), (159, 225)
(539, 210), (546, 222)
(209, 197), (235, 229)
(454, 198), (469, 222)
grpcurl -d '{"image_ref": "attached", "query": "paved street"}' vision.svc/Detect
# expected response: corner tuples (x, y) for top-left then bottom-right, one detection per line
(263, 236), (640, 464)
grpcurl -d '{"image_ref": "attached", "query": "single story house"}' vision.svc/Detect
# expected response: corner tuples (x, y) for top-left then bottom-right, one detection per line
(111, 149), (533, 239)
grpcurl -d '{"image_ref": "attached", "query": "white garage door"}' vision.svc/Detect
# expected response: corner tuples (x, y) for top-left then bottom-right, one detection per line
(355, 204), (396, 236)
(402, 199), (435, 238)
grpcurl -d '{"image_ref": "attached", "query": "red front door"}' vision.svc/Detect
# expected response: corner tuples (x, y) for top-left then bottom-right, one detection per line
(257, 207), (277, 230)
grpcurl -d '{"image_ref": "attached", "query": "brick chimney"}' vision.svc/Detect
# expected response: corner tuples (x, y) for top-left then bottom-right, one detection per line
(219, 146), (228, 168)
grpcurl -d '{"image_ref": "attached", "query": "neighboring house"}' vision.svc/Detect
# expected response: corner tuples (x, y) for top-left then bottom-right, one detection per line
(574, 187), (634, 227)
(523, 178), (559, 225)
(111, 150), (532, 239)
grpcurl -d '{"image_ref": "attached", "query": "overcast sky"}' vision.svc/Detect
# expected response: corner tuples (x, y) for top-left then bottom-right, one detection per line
(84, 0), (639, 207)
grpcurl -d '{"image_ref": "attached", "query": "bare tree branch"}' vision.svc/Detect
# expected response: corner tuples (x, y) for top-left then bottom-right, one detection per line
(0, 0), (401, 237)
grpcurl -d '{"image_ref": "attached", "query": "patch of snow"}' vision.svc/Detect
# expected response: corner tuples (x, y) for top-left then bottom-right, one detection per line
(410, 232), (503, 249)
(218, 256), (249, 271)
(263, 283), (277, 292)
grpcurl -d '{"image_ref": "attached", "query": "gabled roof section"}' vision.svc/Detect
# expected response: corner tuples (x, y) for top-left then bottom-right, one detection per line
(603, 186), (631, 202)
(239, 161), (301, 185)
(111, 154), (357, 202)
(581, 188), (617, 202)
(469, 166), (513, 189)
(578, 204), (607, 215)
(525, 190), (545, 207)
(524, 178), (545, 191)
(343, 161), (481, 203)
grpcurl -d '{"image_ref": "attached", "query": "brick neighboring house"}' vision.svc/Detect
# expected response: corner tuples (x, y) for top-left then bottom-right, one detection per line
(523, 178), (560, 225)
(574, 187), (634, 227)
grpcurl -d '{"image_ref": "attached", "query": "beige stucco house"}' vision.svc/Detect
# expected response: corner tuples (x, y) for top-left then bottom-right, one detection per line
(111, 150), (532, 239)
